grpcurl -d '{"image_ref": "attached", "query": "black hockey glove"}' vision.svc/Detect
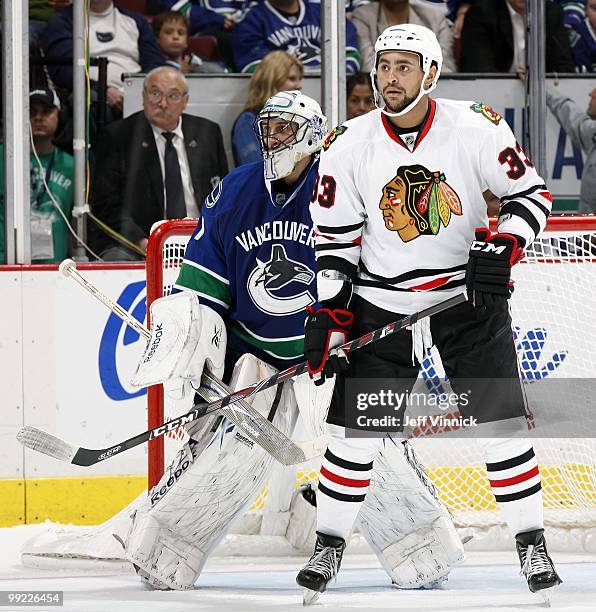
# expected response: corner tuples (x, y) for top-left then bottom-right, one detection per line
(304, 306), (354, 386)
(465, 227), (524, 308)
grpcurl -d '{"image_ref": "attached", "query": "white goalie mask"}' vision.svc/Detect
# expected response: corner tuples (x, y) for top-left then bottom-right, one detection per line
(370, 24), (443, 117)
(255, 91), (328, 180)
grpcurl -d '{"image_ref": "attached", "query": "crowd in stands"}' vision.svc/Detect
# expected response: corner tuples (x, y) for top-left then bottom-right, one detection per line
(0, 0), (594, 263)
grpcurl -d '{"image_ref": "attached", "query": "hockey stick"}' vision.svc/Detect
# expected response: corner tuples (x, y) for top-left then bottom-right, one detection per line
(17, 291), (466, 467)
(32, 259), (326, 466)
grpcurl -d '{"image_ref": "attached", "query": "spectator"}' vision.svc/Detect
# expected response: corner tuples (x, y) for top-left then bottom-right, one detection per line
(450, 1), (470, 41)
(160, 0), (240, 33)
(569, 0), (596, 72)
(159, 0), (240, 69)
(232, 51), (303, 165)
(547, 85), (596, 213)
(41, 0), (166, 117)
(30, 1), (73, 88)
(153, 11), (225, 73)
(89, 67), (228, 260)
(460, 0), (575, 74)
(0, 88), (74, 264)
(352, 0), (456, 73)
(346, 72), (375, 119)
(233, 0), (360, 74)
(559, 0), (587, 28)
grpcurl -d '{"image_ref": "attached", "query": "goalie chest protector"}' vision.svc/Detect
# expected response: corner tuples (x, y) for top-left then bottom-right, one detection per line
(176, 159), (319, 370)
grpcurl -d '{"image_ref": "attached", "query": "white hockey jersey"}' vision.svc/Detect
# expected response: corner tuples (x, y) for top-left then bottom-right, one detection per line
(311, 98), (553, 315)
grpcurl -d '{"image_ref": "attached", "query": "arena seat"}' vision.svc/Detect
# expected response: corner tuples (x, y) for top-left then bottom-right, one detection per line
(188, 36), (221, 62)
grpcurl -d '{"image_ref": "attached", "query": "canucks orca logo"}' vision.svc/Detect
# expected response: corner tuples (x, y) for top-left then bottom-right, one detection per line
(287, 37), (321, 68)
(247, 243), (315, 316)
(512, 326), (567, 381)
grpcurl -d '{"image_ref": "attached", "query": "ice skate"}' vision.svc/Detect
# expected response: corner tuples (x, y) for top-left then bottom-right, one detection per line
(296, 531), (346, 605)
(516, 529), (561, 604)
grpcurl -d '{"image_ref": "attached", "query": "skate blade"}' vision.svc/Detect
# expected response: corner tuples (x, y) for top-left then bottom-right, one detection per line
(302, 588), (321, 606)
(536, 584), (560, 608)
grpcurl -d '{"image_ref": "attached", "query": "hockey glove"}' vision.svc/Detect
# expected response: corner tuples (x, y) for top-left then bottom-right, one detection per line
(304, 306), (354, 386)
(465, 227), (524, 308)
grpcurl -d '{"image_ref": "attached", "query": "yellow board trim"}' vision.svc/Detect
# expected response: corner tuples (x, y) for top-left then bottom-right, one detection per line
(3, 462), (594, 527)
(0, 476), (146, 527)
(0, 479), (26, 525)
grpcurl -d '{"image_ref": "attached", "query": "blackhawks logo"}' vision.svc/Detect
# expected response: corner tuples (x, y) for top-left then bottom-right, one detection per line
(322, 125), (348, 151)
(470, 102), (502, 125)
(379, 164), (462, 243)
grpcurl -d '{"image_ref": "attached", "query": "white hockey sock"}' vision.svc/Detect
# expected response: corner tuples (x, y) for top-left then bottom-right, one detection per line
(316, 431), (383, 541)
(480, 438), (544, 537)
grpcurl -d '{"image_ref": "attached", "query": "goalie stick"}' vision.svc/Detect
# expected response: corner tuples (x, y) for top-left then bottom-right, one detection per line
(17, 290), (466, 467)
(43, 258), (326, 466)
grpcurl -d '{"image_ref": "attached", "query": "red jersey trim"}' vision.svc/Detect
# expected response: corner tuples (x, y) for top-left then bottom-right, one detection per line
(380, 98), (437, 152)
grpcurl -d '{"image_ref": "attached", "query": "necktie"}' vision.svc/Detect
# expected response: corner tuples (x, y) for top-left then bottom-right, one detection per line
(162, 132), (186, 219)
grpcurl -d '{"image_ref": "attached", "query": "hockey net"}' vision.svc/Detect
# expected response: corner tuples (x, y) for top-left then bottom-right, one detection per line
(145, 216), (596, 551)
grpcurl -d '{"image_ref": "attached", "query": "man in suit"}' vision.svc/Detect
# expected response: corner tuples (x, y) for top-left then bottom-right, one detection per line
(89, 66), (228, 260)
(460, 0), (575, 73)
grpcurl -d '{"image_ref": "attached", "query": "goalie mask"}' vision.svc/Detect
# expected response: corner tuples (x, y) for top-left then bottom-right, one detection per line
(370, 24), (443, 118)
(255, 91), (328, 180)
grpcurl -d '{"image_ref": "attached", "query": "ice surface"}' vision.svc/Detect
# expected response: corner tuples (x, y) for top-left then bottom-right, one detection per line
(1, 524), (596, 612)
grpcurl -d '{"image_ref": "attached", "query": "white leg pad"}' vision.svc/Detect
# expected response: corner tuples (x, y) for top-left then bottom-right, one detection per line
(357, 438), (465, 588)
(124, 354), (298, 590)
(286, 484), (317, 551)
(126, 511), (205, 590)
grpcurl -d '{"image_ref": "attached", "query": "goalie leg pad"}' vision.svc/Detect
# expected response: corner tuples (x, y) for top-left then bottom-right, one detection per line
(125, 354), (298, 590)
(357, 438), (465, 589)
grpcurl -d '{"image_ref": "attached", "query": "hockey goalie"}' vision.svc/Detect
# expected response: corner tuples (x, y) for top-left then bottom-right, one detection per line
(122, 90), (465, 594)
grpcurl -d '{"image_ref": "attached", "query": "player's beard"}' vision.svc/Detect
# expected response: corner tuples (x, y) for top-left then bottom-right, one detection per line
(384, 90), (418, 114)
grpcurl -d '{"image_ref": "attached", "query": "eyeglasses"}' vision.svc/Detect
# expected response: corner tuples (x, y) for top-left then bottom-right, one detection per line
(145, 89), (187, 103)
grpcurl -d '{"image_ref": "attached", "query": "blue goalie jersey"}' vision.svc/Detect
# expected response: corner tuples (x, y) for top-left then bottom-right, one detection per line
(176, 158), (319, 371)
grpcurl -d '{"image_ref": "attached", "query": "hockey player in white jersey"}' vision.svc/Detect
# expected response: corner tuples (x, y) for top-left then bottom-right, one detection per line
(298, 24), (561, 601)
(124, 89), (464, 593)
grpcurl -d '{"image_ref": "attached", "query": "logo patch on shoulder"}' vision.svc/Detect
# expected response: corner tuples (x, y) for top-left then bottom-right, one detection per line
(323, 125), (348, 151)
(204, 180), (222, 208)
(470, 102), (502, 125)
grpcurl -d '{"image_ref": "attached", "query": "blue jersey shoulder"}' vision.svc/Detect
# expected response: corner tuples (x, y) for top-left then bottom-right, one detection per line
(202, 161), (265, 217)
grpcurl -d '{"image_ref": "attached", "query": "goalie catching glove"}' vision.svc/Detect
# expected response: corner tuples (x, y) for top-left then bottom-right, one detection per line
(465, 228), (524, 308)
(304, 306), (353, 386)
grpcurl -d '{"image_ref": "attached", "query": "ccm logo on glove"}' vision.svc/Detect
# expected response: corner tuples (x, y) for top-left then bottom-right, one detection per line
(470, 241), (508, 255)
(465, 227), (524, 308)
